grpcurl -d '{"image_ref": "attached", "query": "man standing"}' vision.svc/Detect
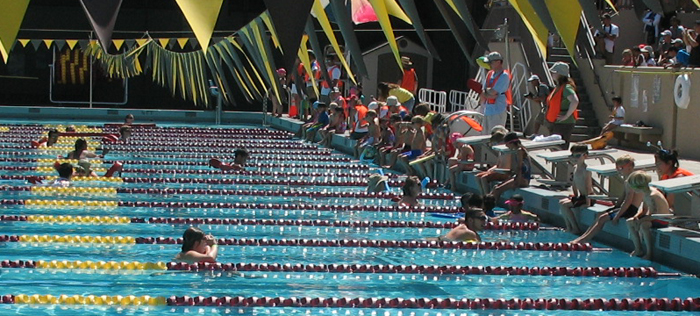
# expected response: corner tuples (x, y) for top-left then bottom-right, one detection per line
(524, 74), (551, 136)
(595, 14), (619, 65)
(642, 10), (661, 45)
(398, 56), (418, 95)
(480, 51), (510, 135)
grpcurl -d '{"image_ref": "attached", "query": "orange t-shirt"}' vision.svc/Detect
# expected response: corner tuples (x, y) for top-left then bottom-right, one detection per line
(661, 168), (694, 180)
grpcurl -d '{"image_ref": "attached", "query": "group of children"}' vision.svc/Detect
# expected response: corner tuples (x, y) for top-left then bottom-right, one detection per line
(558, 143), (692, 260)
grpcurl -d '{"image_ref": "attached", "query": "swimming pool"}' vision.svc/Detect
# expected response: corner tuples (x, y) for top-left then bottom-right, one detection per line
(1, 122), (700, 315)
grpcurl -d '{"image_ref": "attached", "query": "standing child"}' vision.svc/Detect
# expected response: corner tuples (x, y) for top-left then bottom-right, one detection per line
(559, 144), (594, 234)
(600, 96), (625, 136)
(626, 171), (671, 260)
(489, 132), (531, 202)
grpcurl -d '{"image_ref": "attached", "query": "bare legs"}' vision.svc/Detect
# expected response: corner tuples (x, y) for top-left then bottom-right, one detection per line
(560, 199), (581, 234)
(627, 218), (653, 260)
(571, 213), (610, 244)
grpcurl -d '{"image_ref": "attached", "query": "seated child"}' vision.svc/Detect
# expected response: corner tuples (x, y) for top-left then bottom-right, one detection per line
(318, 105), (346, 148)
(559, 144), (594, 234)
(447, 133), (475, 189)
(476, 130), (510, 196)
(488, 132), (531, 202)
(497, 194), (539, 222)
(357, 110), (380, 160)
(304, 102), (330, 142)
(383, 115), (413, 169)
(396, 116), (427, 175)
(571, 155), (643, 244)
(377, 114), (402, 166)
(599, 96), (625, 136)
(626, 171), (671, 260)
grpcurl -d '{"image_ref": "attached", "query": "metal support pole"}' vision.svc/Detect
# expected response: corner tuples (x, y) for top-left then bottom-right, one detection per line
(503, 18), (513, 132)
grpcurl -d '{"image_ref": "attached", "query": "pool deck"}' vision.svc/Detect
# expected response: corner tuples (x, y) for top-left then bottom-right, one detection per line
(268, 114), (700, 277)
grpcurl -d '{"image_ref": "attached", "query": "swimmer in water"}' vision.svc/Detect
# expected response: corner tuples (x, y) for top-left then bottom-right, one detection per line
(174, 227), (218, 263)
(436, 208), (487, 242)
(396, 176), (422, 207)
(209, 148), (249, 171)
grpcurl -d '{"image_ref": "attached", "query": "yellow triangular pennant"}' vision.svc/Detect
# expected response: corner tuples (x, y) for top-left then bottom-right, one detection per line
(43, 39), (54, 48)
(177, 38), (189, 49)
(260, 12), (281, 50)
(158, 38), (170, 48)
(66, 40), (79, 50)
(18, 39), (29, 47)
(544, 0), (581, 65)
(176, 0), (223, 53)
(368, 0), (402, 72)
(0, 0), (30, 62)
(509, 0), (549, 58)
(112, 39), (124, 50)
(136, 38), (149, 47)
(385, 0), (411, 24)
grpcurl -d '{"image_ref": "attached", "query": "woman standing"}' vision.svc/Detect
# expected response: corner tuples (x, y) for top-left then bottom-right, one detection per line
(545, 62), (579, 149)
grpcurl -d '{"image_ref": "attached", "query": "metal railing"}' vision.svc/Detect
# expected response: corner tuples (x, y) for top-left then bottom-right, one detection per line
(418, 88), (448, 113)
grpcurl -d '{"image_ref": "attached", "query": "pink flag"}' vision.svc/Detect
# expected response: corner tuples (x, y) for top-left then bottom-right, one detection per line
(352, 0), (378, 24)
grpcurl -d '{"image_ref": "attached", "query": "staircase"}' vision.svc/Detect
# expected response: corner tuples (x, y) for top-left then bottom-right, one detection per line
(548, 47), (600, 142)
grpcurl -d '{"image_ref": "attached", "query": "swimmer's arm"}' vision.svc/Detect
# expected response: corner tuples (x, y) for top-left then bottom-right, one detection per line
(180, 249), (217, 263)
(631, 203), (648, 220)
(83, 151), (99, 158)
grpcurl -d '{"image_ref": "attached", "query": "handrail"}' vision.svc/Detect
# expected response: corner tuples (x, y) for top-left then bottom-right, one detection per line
(418, 88), (448, 113)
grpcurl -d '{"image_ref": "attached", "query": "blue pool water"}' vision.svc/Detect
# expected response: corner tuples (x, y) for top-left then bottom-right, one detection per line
(1, 122), (700, 316)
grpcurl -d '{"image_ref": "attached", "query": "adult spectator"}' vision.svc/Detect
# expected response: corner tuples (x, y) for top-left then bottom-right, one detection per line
(524, 74), (551, 136)
(480, 51), (510, 134)
(398, 56), (418, 95)
(377, 82), (416, 112)
(320, 55), (341, 105)
(642, 10), (661, 45)
(545, 62), (579, 148)
(641, 46), (656, 66)
(672, 38), (685, 49)
(683, 20), (700, 67)
(621, 48), (635, 66)
(594, 14), (619, 65)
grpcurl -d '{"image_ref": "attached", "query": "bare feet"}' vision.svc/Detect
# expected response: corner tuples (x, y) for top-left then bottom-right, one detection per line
(630, 250), (644, 258)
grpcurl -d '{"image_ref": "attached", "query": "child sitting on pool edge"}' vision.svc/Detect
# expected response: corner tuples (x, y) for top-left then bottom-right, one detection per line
(559, 143), (594, 234)
(175, 227), (219, 263)
(626, 171), (671, 260)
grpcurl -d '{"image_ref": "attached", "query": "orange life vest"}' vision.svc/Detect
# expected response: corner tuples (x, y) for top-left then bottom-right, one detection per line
(321, 65), (342, 89)
(485, 69), (513, 106)
(353, 105), (368, 132)
(304, 60), (321, 83)
(546, 84), (579, 123)
(661, 168), (694, 180)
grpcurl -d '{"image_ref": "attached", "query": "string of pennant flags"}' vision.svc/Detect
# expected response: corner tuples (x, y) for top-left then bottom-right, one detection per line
(16, 37), (206, 51)
(1, 0), (697, 107)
